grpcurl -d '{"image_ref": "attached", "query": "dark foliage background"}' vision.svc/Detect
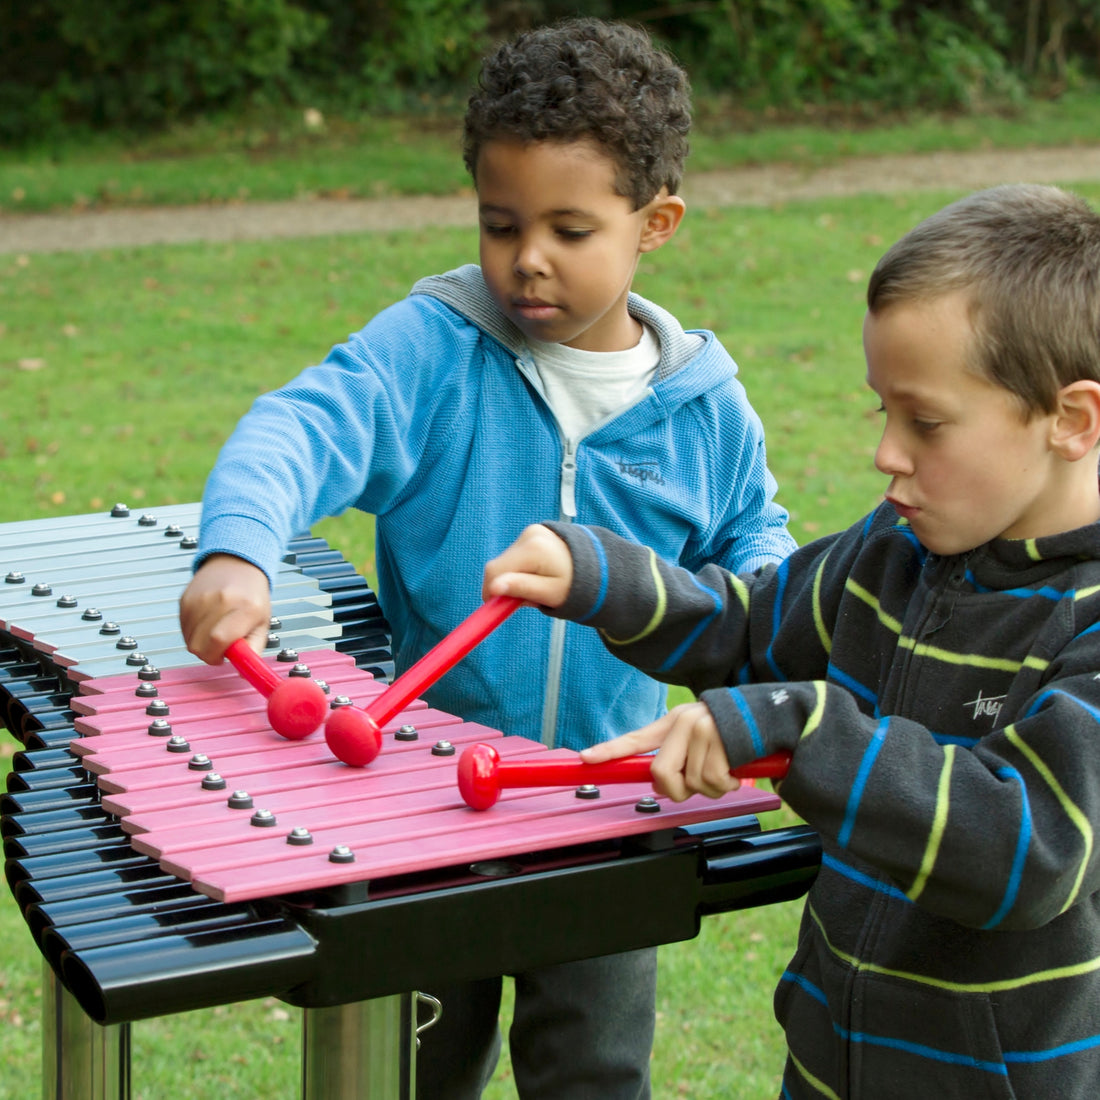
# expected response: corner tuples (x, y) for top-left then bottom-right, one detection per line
(2, 0), (1097, 143)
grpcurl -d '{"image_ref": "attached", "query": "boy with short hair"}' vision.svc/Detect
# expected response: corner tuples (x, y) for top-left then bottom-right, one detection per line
(483, 184), (1100, 1098)
(180, 17), (794, 1098)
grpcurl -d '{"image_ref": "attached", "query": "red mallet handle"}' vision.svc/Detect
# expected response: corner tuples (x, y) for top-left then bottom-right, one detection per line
(224, 639), (328, 741)
(457, 742), (793, 810)
(368, 595), (522, 728)
(325, 595), (523, 766)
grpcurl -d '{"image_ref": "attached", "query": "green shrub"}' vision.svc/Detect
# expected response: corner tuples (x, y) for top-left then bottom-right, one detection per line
(1, 0), (1097, 143)
(0, 0), (327, 140)
(633, 0), (1025, 112)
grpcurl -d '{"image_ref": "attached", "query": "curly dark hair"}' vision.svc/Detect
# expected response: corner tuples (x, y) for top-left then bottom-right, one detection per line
(463, 17), (692, 209)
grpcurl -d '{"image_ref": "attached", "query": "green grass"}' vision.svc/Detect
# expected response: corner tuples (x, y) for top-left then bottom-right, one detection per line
(3, 156), (1100, 1097)
(2, 190), (1009, 543)
(689, 86), (1100, 169)
(2, 87), (1099, 214)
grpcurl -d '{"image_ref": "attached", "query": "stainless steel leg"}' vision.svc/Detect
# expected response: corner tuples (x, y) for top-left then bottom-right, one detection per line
(41, 960), (130, 1100)
(301, 993), (417, 1099)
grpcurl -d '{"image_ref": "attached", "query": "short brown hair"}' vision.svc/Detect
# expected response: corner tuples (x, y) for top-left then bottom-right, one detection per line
(867, 184), (1100, 414)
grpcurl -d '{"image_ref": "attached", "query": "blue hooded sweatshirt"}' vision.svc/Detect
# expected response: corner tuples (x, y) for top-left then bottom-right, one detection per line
(195, 265), (795, 750)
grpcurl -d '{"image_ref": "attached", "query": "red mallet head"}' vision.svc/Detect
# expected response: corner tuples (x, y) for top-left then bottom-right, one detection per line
(265, 678), (328, 741)
(324, 705), (383, 767)
(224, 638), (327, 740)
(457, 742), (502, 810)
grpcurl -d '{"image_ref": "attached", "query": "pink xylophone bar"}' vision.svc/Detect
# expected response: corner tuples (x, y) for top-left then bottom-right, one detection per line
(70, 647), (782, 903)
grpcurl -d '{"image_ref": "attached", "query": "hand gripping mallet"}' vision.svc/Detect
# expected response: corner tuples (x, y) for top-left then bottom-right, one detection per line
(224, 638), (329, 740)
(324, 595), (523, 767)
(457, 742), (793, 810)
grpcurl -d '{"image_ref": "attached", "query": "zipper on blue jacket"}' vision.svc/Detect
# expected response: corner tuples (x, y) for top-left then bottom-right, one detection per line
(539, 401), (658, 747)
(542, 619), (566, 749)
(514, 350), (658, 748)
(510, 353), (571, 747)
(542, 439), (577, 747)
(560, 438), (578, 518)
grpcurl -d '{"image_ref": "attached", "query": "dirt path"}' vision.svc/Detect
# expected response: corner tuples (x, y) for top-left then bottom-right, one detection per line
(3, 144), (1100, 255)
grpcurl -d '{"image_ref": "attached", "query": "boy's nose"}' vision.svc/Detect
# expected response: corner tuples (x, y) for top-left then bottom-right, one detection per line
(873, 428), (911, 478)
(513, 239), (548, 278)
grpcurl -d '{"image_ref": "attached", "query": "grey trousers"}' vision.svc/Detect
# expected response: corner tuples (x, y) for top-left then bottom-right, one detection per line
(415, 947), (657, 1099)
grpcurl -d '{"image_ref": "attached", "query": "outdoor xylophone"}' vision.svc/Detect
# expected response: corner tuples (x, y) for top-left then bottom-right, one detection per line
(1, 502), (821, 1100)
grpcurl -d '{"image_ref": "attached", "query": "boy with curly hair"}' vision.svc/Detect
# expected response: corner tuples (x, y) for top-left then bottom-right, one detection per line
(180, 17), (794, 1097)
(484, 184), (1100, 1098)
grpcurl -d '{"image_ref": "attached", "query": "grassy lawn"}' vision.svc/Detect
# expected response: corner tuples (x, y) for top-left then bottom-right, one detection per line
(2, 101), (1100, 1097)
(1, 87), (1099, 214)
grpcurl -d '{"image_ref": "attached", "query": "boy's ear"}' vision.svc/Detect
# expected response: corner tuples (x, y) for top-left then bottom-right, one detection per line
(1050, 380), (1100, 462)
(638, 191), (686, 253)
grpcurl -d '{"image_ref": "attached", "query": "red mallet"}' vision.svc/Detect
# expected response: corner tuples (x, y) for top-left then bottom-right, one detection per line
(224, 638), (328, 740)
(324, 595), (523, 766)
(323, 701), (384, 768)
(457, 742), (793, 810)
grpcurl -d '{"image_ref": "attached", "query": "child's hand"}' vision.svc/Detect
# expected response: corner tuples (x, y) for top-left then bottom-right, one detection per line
(482, 524), (573, 609)
(179, 554), (271, 664)
(582, 702), (739, 803)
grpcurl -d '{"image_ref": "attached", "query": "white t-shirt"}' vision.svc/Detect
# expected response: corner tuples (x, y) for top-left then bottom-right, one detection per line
(528, 325), (660, 442)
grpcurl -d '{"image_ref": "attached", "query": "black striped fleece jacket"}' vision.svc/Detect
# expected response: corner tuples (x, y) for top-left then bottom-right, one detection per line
(545, 503), (1100, 1099)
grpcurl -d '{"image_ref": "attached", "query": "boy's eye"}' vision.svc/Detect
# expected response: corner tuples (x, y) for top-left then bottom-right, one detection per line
(482, 223), (515, 237)
(557, 227), (593, 241)
(874, 404), (941, 433)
